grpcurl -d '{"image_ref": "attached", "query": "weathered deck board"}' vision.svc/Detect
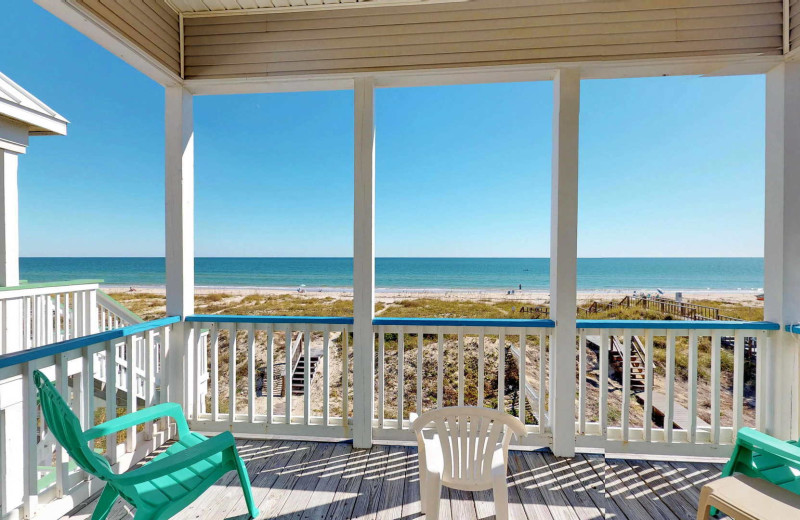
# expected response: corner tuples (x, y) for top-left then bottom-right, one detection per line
(61, 441), (723, 520)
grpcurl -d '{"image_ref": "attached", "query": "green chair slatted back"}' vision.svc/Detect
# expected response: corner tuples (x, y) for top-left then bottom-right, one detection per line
(33, 370), (259, 520)
(33, 370), (114, 479)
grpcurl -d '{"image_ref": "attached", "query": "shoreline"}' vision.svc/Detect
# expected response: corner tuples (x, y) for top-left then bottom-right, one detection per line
(104, 285), (763, 305)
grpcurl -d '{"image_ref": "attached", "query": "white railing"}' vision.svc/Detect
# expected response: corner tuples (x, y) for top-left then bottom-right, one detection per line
(0, 312), (782, 520)
(371, 318), (554, 447)
(575, 320), (779, 457)
(186, 316), (352, 439)
(0, 317), (179, 520)
(184, 315), (779, 458)
(0, 280), (103, 355)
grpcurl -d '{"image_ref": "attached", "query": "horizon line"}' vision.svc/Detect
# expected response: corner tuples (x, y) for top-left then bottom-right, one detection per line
(19, 256), (766, 260)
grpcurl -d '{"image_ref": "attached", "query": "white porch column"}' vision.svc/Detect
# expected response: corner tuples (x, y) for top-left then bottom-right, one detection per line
(0, 122), (25, 358)
(0, 151), (20, 289)
(352, 77), (376, 448)
(0, 122), (25, 520)
(165, 87), (195, 416)
(549, 68), (580, 457)
(764, 63), (800, 440)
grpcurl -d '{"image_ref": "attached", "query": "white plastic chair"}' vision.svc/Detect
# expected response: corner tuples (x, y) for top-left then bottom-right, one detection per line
(411, 406), (527, 520)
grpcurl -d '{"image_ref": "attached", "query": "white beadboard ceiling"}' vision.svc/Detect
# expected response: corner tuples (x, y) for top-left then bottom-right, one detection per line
(165, 0), (468, 16)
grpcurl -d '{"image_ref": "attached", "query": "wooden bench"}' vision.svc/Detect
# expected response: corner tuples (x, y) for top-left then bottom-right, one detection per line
(697, 474), (800, 519)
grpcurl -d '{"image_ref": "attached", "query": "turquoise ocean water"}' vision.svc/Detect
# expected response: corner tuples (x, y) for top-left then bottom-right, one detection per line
(19, 257), (764, 291)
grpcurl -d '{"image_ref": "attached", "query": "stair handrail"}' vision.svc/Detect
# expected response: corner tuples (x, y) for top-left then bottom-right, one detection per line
(97, 289), (143, 326)
(288, 331), (304, 380)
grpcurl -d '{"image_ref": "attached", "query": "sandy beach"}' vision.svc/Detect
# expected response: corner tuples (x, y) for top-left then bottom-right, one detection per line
(105, 285), (764, 306)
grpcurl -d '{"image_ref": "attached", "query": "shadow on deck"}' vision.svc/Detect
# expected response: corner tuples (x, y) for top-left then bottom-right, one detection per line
(61, 440), (724, 519)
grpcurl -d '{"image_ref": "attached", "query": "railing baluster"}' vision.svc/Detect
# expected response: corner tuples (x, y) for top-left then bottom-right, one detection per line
(249, 323), (257, 424)
(599, 331), (608, 436)
(70, 292), (78, 339)
(342, 325), (349, 424)
(210, 324), (219, 423)
(378, 326), (384, 426)
(578, 330), (586, 434)
(498, 330), (505, 412)
(397, 327), (404, 429)
(303, 324), (311, 425)
(83, 346), (95, 432)
(126, 334), (136, 453)
(55, 352), (69, 496)
(284, 326), (291, 425)
(665, 330), (676, 443)
(145, 329), (156, 440)
(519, 331), (527, 424)
(23, 295), (31, 348)
(711, 330), (722, 444)
(733, 330), (745, 436)
(688, 330), (699, 443)
(193, 324), (203, 422)
(622, 332), (630, 442)
(230, 327), (238, 425)
(437, 332), (444, 408)
(756, 331), (766, 431)
(417, 327), (423, 415)
(46, 296), (53, 345)
(457, 329), (464, 407)
(266, 324), (273, 424)
(644, 330), (654, 442)
(323, 325), (330, 426)
(105, 340), (117, 463)
(55, 294), (62, 342)
(538, 332), (546, 431)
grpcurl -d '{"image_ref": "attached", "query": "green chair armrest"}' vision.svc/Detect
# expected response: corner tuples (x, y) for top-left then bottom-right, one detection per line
(83, 403), (189, 441)
(113, 431), (237, 486)
(735, 428), (800, 470)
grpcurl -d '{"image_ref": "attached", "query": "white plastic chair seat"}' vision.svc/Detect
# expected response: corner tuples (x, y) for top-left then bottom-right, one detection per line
(411, 406), (527, 520)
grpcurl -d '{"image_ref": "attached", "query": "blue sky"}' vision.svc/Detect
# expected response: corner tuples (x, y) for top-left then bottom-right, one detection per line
(3, 2), (766, 258)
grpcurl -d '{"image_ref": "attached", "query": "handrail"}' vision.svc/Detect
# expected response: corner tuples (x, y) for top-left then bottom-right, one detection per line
(98, 289), (143, 325)
(0, 316), (180, 370)
(0, 279), (103, 292)
(186, 315), (354, 324)
(577, 320), (780, 330)
(373, 317), (555, 327)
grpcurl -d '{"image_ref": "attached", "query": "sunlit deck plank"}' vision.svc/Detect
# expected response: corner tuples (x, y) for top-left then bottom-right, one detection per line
(59, 441), (722, 520)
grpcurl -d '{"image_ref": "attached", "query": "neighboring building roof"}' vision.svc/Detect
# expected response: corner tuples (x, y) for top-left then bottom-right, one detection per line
(0, 72), (68, 136)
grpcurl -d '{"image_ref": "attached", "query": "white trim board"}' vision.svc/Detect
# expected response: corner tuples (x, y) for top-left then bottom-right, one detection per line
(184, 53), (783, 96)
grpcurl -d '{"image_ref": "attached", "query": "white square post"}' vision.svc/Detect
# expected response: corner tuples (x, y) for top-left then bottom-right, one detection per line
(549, 68), (580, 457)
(165, 86), (195, 417)
(0, 121), (25, 519)
(353, 77), (376, 448)
(764, 62), (800, 440)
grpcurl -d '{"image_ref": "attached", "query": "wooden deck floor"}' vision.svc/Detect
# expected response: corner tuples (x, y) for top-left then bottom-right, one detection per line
(61, 440), (724, 519)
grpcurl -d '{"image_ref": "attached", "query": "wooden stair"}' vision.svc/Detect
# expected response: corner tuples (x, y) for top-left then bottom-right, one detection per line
(290, 354), (322, 395)
(607, 335), (647, 390)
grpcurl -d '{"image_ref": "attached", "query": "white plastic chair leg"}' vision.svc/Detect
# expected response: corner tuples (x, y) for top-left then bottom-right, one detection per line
(492, 473), (509, 520)
(424, 472), (443, 520)
(418, 464), (427, 513)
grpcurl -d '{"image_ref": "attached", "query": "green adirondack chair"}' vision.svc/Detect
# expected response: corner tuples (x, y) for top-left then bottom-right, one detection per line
(712, 427), (800, 515)
(33, 370), (260, 520)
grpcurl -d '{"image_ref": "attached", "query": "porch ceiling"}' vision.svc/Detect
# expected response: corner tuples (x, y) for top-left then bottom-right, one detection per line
(34, 0), (791, 87)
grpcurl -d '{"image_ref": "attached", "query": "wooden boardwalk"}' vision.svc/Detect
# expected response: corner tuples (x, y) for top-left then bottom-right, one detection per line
(61, 440), (725, 519)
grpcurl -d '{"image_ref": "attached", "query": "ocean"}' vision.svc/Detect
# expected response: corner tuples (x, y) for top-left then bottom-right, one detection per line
(19, 257), (764, 291)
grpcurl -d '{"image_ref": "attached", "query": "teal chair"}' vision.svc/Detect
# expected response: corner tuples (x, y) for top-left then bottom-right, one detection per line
(712, 427), (800, 515)
(33, 370), (259, 520)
